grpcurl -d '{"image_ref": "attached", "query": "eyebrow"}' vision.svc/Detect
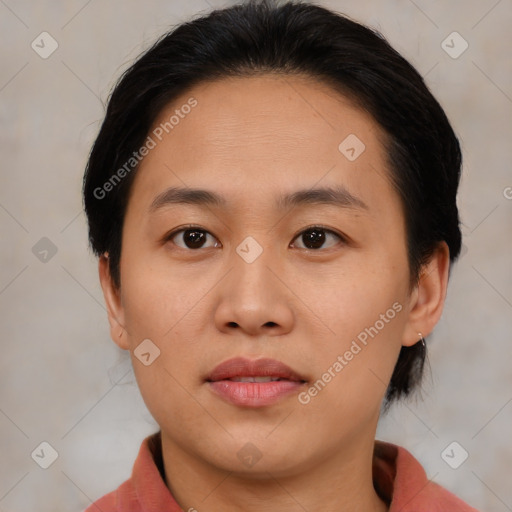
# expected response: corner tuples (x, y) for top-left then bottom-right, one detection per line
(149, 184), (368, 212)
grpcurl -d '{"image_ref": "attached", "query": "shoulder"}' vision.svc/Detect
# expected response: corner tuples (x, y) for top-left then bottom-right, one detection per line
(84, 478), (139, 512)
(375, 441), (481, 512)
(84, 489), (116, 511)
(82, 432), (153, 512)
(83, 430), (177, 512)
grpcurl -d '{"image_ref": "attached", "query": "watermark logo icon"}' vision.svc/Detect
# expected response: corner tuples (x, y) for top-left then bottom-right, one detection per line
(237, 442), (263, 468)
(31, 32), (59, 59)
(32, 237), (58, 263)
(441, 441), (469, 469)
(441, 32), (468, 59)
(338, 134), (366, 161)
(31, 441), (59, 469)
(236, 236), (263, 264)
(134, 339), (161, 366)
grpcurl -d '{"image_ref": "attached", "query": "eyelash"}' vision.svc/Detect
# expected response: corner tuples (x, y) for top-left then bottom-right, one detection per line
(163, 224), (347, 252)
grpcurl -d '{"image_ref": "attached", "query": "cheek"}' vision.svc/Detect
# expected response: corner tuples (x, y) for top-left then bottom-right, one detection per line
(295, 299), (406, 433)
(119, 253), (214, 386)
(296, 253), (409, 402)
(120, 247), (204, 338)
(122, 269), (208, 428)
(301, 251), (409, 339)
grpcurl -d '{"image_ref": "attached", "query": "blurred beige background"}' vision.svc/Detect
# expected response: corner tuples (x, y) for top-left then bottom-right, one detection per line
(0, 0), (511, 511)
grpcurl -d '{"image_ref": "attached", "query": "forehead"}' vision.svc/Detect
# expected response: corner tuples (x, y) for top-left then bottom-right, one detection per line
(128, 74), (393, 213)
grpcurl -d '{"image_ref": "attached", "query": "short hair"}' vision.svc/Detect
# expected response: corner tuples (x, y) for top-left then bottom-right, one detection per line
(83, 0), (462, 406)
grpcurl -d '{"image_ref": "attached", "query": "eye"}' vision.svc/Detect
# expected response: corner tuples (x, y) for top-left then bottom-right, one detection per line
(166, 225), (221, 250)
(164, 225), (345, 251)
(290, 226), (345, 251)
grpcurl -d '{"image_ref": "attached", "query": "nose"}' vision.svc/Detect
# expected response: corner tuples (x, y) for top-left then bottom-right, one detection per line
(213, 242), (295, 338)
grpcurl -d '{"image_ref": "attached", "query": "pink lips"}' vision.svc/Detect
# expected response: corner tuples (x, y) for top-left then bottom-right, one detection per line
(206, 357), (307, 407)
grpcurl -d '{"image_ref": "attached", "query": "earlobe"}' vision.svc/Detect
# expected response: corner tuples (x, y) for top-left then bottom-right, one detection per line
(402, 242), (450, 347)
(98, 254), (129, 350)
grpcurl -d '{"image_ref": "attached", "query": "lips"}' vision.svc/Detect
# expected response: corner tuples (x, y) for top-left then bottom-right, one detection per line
(206, 357), (307, 383)
(206, 357), (307, 407)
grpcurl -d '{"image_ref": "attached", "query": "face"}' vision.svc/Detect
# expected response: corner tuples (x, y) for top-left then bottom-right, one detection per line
(100, 74), (446, 476)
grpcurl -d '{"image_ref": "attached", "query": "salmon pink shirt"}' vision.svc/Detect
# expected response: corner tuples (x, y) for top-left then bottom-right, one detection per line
(85, 431), (479, 511)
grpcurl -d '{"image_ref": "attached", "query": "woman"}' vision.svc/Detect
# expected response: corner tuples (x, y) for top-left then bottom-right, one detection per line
(83, 1), (479, 510)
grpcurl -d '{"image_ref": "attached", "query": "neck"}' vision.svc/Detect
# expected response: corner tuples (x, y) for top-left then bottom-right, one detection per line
(161, 429), (388, 512)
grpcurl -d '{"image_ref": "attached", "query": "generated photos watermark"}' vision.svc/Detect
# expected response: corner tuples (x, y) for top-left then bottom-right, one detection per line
(298, 301), (403, 405)
(93, 97), (198, 200)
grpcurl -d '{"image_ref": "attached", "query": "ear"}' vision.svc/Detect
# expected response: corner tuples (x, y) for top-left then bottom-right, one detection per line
(98, 253), (129, 350)
(402, 241), (450, 347)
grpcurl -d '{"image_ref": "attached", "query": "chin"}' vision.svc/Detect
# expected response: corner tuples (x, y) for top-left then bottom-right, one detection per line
(199, 431), (316, 477)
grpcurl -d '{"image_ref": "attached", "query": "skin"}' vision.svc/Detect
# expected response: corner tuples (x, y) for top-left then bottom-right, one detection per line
(99, 74), (450, 512)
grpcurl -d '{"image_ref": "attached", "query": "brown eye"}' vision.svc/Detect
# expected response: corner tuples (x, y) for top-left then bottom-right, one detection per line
(168, 227), (220, 250)
(291, 226), (344, 250)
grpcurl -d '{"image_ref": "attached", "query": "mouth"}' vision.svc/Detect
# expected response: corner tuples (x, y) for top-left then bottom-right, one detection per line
(205, 357), (308, 407)
(224, 376), (292, 382)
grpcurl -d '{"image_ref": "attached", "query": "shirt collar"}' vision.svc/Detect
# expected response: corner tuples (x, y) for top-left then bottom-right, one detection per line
(127, 430), (442, 512)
